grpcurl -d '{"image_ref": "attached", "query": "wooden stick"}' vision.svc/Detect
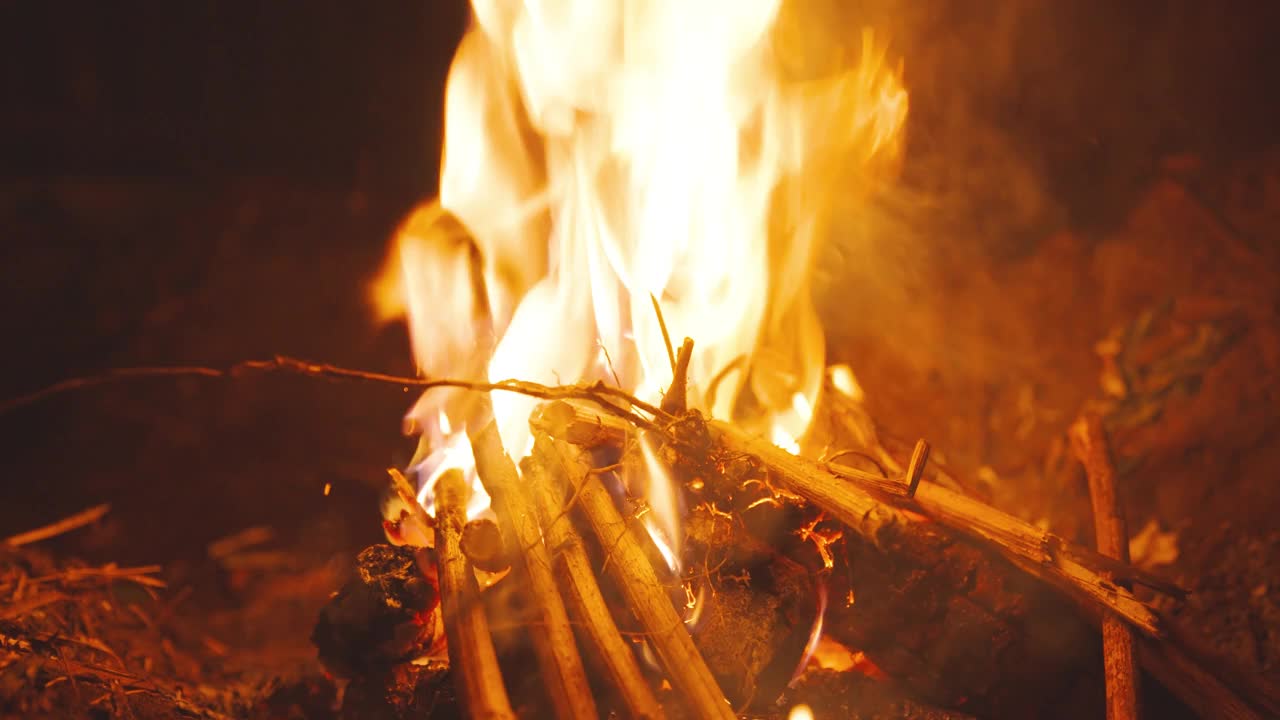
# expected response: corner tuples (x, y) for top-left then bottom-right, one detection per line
(0, 354), (670, 431)
(526, 437), (666, 720)
(660, 338), (694, 416)
(433, 469), (515, 720)
(1071, 413), (1140, 720)
(711, 419), (1280, 719)
(549, 437), (734, 720)
(5, 504), (110, 547)
(539, 401), (1183, 618)
(542, 403), (1280, 719)
(904, 439), (931, 498)
(468, 397), (598, 720)
(713, 417), (1163, 633)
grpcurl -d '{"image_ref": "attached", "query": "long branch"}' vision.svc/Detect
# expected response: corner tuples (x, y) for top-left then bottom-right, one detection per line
(0, 355), (668, 429)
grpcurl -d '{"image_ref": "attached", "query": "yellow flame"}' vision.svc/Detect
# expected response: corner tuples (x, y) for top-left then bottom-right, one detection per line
(828, 364), (865, 403)
(788, 704), (815, 720)
(372, 2), (907, 534)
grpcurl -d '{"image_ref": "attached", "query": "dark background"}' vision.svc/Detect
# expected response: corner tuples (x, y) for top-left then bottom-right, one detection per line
(2, 1), (469, 194)
(0, 0), (1277, 590)
(0, 1), (467, 563)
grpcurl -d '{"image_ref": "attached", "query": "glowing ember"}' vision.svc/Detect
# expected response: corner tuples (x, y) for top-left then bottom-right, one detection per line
(372, 0), (907, 546)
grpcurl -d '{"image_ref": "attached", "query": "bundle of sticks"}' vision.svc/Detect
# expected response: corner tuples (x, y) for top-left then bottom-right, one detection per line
(329, 336), (1279, 720)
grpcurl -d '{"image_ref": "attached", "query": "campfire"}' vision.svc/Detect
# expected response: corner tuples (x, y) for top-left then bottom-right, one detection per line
(319, 2), (1256, 719)
(4, 2), (1280, 720)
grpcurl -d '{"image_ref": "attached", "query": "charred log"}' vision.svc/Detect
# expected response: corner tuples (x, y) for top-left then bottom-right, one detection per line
(312, 544), (438, 679)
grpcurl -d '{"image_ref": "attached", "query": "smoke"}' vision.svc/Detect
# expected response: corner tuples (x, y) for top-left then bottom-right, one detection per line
(788, 0), (1279, 376)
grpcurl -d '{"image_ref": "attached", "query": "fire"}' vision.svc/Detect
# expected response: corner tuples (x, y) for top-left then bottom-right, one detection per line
(787, 704), (814, 720)
(373, 1), (907, 538)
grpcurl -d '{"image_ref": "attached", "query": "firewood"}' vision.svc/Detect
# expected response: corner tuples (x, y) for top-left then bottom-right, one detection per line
(540, 436), (735, 720)
(718, 415), (1280, 719)
(1071, 413), (1141, 720)
(311, 544), (438, 679)
(433, 469), (515, 720)
(535, 397), (1105, 712)
(461, 519), (510, 574)
(467, 398), (598, 720)
(660, 338), (694, 416)
(532, 400), (1280, 717)
(525, 437), (666, 720)
(713, 419), (1165, 634)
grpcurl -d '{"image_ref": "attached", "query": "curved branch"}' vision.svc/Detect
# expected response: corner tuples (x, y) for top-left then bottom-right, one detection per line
(0, 354), (670, 430)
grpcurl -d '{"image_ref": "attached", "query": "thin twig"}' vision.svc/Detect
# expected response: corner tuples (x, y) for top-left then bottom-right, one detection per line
(904, 440), (931, 499)
(5, 504), (111, 547)
(0, 355), (670, 429)
(660, 338), (694, 416)
(650, 294), (677, 374)
(32, 565), (166, 590)
(386, 469), (433, 542)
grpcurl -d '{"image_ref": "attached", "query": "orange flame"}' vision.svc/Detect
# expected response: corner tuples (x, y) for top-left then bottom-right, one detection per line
(373, 2), (907, 535)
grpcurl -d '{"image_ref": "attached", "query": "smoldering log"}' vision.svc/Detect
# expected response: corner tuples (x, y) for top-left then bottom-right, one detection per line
(461, 518), (510, 574)
(681, 502), (818, 710)
(312, 544), (439, 679)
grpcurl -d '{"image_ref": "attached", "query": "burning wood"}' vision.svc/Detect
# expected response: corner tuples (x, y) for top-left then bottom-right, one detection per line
(523, 440), (665, 720)
(12, 347), (1280, 717)
(533, 436), (734, 720)
(433, 469), (515, 719)
(521, 390), (1277, 719)
(467, 397), (598, 720)
(460, 518), (510, 574)
(5, 0), (1277, 715)
(312, 544), (438, 679)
